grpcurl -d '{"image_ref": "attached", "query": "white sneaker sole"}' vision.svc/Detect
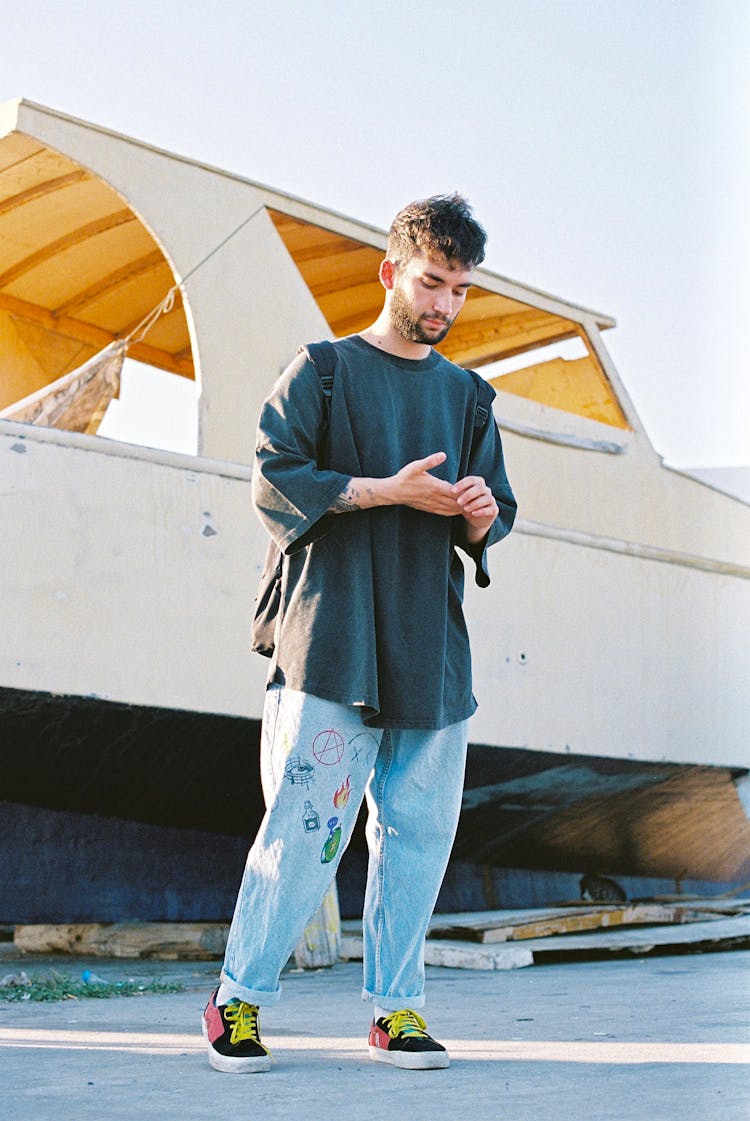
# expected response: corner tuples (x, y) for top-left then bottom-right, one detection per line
(368, 1044), (450, 1070)
(202, 1017), (272, 1073)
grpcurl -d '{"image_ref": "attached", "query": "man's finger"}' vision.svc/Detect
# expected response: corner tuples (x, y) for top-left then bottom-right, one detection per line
(456, 482), (491, 506)
(407, 451), (447, 474)
(453, 475), (484, 494)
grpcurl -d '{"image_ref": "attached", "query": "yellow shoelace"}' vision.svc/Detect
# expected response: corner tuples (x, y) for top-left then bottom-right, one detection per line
(384, 1009), (429, 1038)
(224, 1001), (270, 1054)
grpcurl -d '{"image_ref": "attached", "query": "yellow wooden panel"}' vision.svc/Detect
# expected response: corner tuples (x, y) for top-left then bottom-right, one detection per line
(10, 315), (95, 379)
(0, 134), (194, 388)
(7, 224), (158, 307)
(0, 210), (135, 288)
(0, 292), (192, 379)
(268, 211), (360, 258)
(0, 182), (123, 273)
(440, 310), (578, 368)
(0, 196), (135, 277)
(0, 132), (45, 174)
(0, 310), (51, 407)
(73, 263), (176, 328)
(326, 306), (384, 338)
(0, 146), (84, 206)
(0, 309), (95, 409)
(134, 305), (191, 354)
(57, 251), (165, 318)
(491, 354), (629, 428)
(457, 286), (534, 322)
(316, 280), (385, 323)
(300, 247), (385, 297)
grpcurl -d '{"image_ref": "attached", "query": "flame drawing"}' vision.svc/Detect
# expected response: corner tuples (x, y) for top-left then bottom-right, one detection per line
(333, 775), (351, 809)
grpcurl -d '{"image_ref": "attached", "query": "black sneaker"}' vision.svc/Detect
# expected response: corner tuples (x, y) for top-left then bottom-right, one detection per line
(202, 988), (272, 1073)
(368, 1009), (449, 1069)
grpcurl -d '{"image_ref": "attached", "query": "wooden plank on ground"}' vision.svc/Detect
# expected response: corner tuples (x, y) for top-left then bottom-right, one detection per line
(339, 929), (532, 972)
(523, 913), (750, 959)
(14, 922), (229, 960)
(427, 904), (730, 944)
(642, 897), (750, 915)
(340, 912), (750, 970)
(424, 939), (532, 971)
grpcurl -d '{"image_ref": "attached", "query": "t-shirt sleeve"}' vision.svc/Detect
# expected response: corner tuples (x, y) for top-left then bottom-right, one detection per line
(252, 352), (352, 554)
(455, 391), (517, 587)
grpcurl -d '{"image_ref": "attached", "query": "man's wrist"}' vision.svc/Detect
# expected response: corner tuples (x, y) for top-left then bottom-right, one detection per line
(329, 476), (393, 513)
(463, 520), (492, 546)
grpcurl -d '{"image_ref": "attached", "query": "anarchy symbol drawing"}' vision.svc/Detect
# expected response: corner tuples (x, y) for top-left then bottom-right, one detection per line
(312, 728), (345, 766)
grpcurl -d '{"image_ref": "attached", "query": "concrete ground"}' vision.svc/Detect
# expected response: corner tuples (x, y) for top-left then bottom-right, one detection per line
(0, 949), (748, 1121)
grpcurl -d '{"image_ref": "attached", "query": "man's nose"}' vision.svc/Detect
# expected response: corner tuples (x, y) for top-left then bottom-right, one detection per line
(433, 290), (453, 315)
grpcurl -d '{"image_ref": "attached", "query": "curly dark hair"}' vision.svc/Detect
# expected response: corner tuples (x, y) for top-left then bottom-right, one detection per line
(387, 192), (487, 270)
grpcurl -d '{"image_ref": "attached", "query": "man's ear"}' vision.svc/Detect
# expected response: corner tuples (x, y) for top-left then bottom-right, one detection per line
(379, 258), (397, 291)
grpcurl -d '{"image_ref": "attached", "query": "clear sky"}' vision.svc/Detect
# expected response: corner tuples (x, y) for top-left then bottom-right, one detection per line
(3, 0), (748, 466)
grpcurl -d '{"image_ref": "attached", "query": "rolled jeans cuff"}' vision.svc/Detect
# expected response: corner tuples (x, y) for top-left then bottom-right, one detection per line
(361, 987), (426, 1011)
(218, 971), (282, 1008)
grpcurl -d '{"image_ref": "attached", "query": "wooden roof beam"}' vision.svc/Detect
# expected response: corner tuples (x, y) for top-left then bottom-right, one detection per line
(312, 273), (384, 302)
(53, 250), (165, 317)
(0, 209), (136, 289)
(268, 211), (371, 256)
(279, 232), (372, 265)
(0, 142), (47, 175)
(0, 169), (89, 217)
(445, 331), (581, 370)
(443, 312), (580, 366)
(0, 292), (193, 378)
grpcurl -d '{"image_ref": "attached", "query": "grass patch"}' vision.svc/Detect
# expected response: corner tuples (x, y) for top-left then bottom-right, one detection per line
(0, 969), (184, 1003)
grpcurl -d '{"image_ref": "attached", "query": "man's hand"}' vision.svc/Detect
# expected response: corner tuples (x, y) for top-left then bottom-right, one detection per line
(452, 475), (499, 543)
(388, 452), (460, 514)
(330, 452), (458, 515)
(329, 454), (498, 542)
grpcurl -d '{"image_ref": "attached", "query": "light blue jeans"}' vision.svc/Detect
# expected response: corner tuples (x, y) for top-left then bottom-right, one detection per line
(219, 685), (468, 1011)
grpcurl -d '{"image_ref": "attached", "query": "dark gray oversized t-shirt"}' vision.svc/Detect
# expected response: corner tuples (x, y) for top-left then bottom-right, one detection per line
(252, 334), (516, 729)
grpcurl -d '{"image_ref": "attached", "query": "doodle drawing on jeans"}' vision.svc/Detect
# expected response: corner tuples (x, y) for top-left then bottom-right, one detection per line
(320, 817), (342, 864)
(284, 755), (316, 789)
(302, 800), (321, 832)
(312, 729), (345, 766)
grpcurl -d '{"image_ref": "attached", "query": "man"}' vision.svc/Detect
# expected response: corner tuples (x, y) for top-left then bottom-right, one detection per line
(203, 194), (516, 1073)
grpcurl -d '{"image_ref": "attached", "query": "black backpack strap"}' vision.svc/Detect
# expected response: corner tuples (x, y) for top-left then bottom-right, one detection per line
(298, 343), (492, 450)
(468, 368), (496, 445)
(299, 340), (338, 399)
(297, 340), (338, 464)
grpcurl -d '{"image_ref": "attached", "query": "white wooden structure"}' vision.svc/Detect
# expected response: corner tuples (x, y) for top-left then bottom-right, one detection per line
(1, 99), (748, 902)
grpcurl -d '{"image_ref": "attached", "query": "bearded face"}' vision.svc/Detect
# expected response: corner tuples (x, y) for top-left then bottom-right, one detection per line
(389, 278), (454, 345)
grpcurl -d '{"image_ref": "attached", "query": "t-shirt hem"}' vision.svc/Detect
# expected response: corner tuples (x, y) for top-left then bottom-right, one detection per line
(271, 670), (476, 732)
(362, 701), (476, 730)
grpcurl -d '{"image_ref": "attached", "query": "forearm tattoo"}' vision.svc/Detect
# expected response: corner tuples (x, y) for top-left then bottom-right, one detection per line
(330, 482), (373, 514)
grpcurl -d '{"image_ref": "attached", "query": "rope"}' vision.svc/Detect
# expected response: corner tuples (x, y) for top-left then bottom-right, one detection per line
(124, 203), (267, 347)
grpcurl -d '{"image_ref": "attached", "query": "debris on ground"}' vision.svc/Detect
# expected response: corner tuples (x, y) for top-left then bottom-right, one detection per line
(0, 967), (184, 1002)
(9, 898), (750, 973)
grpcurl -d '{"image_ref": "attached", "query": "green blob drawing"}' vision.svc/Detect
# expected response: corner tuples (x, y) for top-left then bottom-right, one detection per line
(320, 816), (342, 864)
